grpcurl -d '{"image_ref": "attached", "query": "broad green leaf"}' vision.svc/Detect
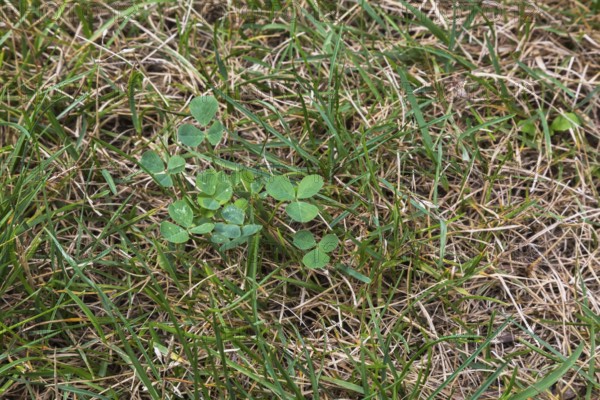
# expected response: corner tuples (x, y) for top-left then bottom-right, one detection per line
(508, 342), (584, 400)
(234, 198), (249, 210)
(198, 196), (220, 210)
(214, 223), (241, 239)
(241, 224), (262, 236)
(318, 234), (338, 253)
(297, 175), (324, 199)
(206, 120), (224, 146)
(222, 205), (245, 225)
(551, 113), (580, 132)
(189, 223), (215, 234)
(155, 173), (173, 187)
(220, 237), (248, 251)
(168, 200), (194, 228)
(286, 201), (319, 223)
(178, 124), (204, 147)
(210, 233), (229, 244)
(140, 150), (164, 173)
(265, 175), (295, 201)
(167, 155), (186, 174)
(302, 248), (329, 269)
(293, 230), (316, 250)
(196, 170), (218, 195)
(214, 181), (233, 204)
(160, 221), (189, 244)
(190, 95), (218, 126)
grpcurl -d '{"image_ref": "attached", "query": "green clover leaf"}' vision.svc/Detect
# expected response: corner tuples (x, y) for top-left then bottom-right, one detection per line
(286, 201), (319, 223)
(160, 221), (189, 244)
(190, 95), (218, 126)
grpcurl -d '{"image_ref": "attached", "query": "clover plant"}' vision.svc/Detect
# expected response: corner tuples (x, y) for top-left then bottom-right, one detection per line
(293, 230), (338, 269)
(265, 174), (323, 222)
(139, 95), (338, 268)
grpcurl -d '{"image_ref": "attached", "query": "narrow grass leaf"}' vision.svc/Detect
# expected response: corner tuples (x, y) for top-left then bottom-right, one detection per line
(336, 264), (372, 284)
(101, 169), (117, 195)
(508, 342), (585, 400)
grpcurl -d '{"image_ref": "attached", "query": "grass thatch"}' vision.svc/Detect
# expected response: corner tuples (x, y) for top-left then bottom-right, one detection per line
(0, 0), (599, 398)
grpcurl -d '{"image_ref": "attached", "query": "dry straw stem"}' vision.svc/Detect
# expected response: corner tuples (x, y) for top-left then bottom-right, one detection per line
(0, 0), (599, 399)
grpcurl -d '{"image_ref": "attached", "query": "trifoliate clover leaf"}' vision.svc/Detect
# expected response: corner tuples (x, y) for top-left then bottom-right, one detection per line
(155, 173), (173, 187)
(198, 196), (221, 210)
(210, 233), (229, 244)
(551, 113), (580, 132)
(241, 224), (262, 236)
(214, 180), (233, 204)
(196, 170), (218, 195)
(220, 237), (248, 251)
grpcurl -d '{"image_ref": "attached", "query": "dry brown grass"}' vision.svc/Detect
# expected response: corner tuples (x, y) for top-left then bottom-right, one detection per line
(0, 0), (598, 398)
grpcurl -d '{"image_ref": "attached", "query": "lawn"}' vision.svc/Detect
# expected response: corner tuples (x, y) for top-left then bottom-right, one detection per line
(0, 0), (599, 399)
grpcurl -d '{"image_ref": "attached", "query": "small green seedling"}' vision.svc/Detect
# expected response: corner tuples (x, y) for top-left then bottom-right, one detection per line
(293, 230), (338, 269)
(265, 175), (324, 222)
